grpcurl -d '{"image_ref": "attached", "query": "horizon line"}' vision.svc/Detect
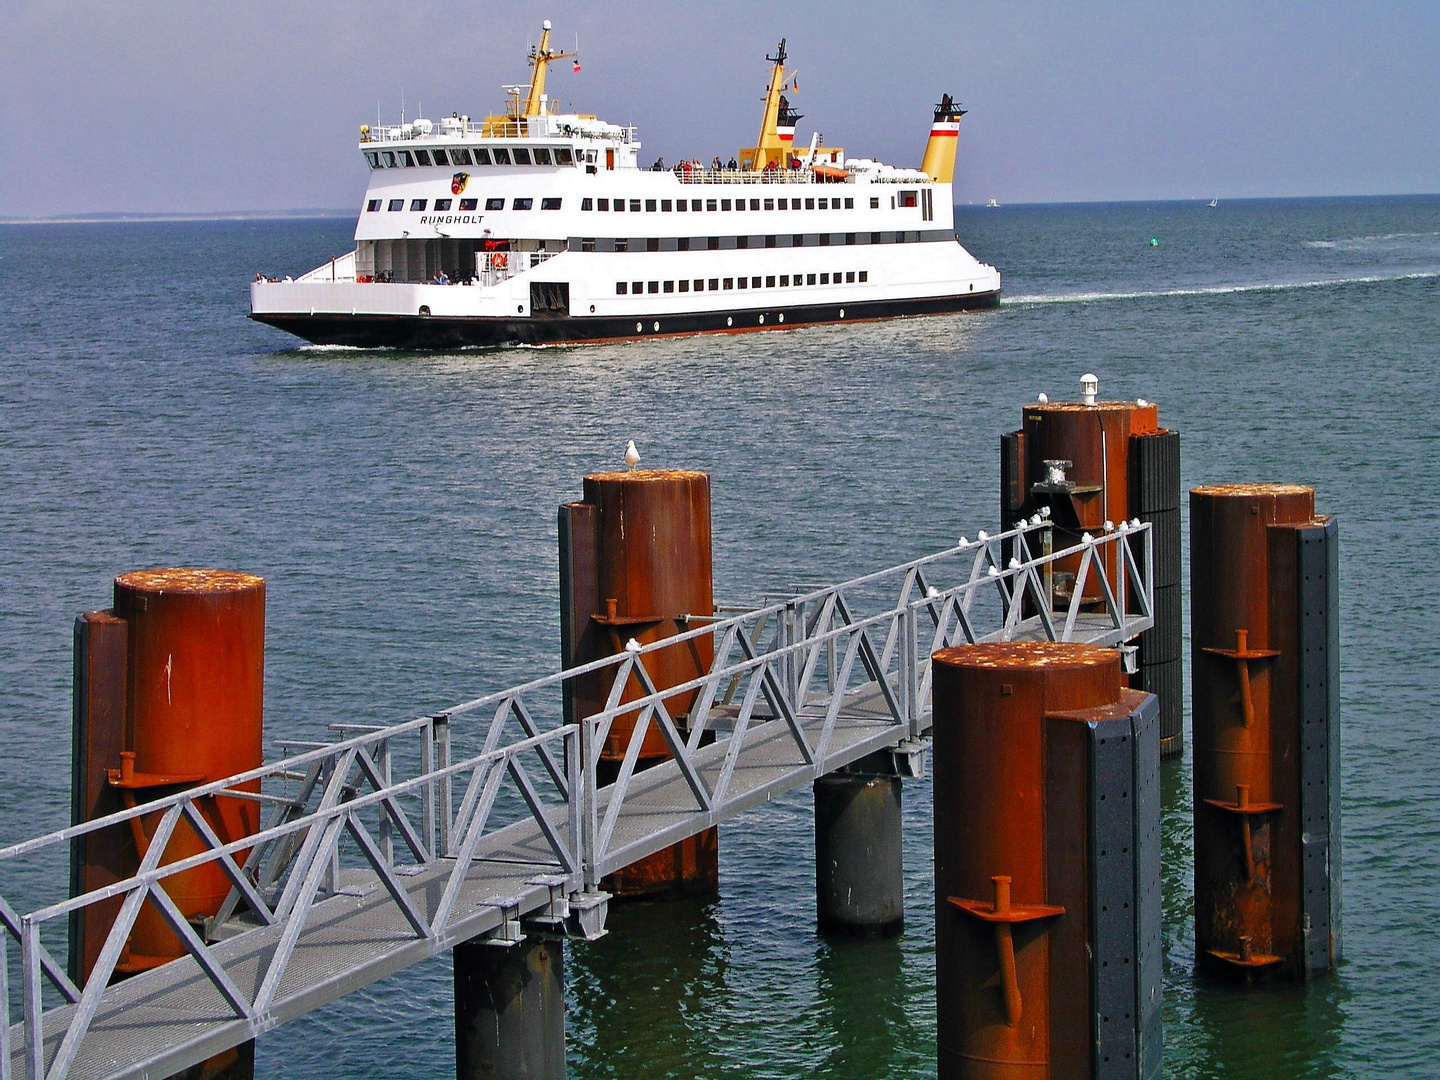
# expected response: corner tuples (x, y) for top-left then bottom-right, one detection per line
(3, 191), (1437, 226)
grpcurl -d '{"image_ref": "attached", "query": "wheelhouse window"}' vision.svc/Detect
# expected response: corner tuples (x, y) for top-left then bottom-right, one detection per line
(366, 199), (381, 212)
(513, 198), (533, 210)
(486, 198), (505, 210)
(459, 198), (478, 210)
(410, 199), (427, 211)
(452, 148), (473, 165)
(541, 197), (562, 210)
(415, 150), (433, 166)
(397, 151), (414, 167)
(432, 149), (449, 166)
(433, 199), (452, 211)
(533, 148), (552, 165)
(472, 148), (492, 165)
(365, 152), (380, 168)
(556, 147), (574, 165)
(512, 148), (532, 165)
(382, 151), (397, 167)
(492, 148), (512, 165)
(388, 199), (404, 211)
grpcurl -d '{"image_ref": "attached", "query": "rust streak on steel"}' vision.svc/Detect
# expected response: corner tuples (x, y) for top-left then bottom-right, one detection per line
(559, 468), (718, 898)
(108, 569), (266, 972)
(1191, 483), (1338, 981)
(934, 641), (1155, 1079)
(1002, 388), (1184, 757)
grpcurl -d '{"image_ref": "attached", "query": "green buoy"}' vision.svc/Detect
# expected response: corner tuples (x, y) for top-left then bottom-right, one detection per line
(1149, 236), (1159, 246)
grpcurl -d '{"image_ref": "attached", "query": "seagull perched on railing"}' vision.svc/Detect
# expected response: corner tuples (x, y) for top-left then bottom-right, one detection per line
(624, 440), (641, 469)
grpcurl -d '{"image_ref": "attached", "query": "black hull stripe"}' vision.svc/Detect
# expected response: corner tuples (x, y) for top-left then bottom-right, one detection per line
(250, 291), (1001, 348)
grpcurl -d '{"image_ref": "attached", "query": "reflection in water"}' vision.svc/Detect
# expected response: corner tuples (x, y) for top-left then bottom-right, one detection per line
(812, 935), (921, 1079)
(567, 896), (735, 1080)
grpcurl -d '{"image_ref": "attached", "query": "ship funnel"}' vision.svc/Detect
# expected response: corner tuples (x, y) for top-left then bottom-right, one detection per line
(920, 93), (966, 183)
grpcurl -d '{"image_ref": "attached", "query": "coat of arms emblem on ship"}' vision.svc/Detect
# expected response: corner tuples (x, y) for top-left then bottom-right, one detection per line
(451, 172), (470, 195)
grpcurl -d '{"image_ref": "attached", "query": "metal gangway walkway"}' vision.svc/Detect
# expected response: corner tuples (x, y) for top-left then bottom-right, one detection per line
(1, 519), (1153, 1080)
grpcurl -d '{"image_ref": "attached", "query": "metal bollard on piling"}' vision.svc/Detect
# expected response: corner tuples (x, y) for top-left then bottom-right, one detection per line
(932, 642), (1162, 1080)
(814, 753), (904, 938)
(1190, 484), (1341, 981)
(1001, 376), (1183, 757)
(558, 468), (719, 898)
(72, 568), (266, 1080)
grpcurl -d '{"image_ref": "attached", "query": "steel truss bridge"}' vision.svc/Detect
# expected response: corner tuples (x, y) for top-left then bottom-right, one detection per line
(1, 519), (1153, 1080)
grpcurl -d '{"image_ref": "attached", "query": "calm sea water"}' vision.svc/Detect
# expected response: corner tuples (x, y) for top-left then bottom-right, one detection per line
(2, 195), (1439, 1078)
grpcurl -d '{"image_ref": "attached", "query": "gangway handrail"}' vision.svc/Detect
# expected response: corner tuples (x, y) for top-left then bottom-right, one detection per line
(1, 518), (1152, 1080)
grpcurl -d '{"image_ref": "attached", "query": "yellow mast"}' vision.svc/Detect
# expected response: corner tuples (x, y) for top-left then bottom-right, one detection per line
(522, 20), (577, 117)
(755, 39), (790, 159)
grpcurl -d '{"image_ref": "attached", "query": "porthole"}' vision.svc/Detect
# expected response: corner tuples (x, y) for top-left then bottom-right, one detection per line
(839, 308), (845, 318)
(726, 316), (733, 327)
(758, 314), (765, 324)
(517, 305), (524, 314)
(636, 322), (643, 332)
(778, 313), (785, 323)
(590, 304), (596, 312)
(418, 305), (431, 317)
(653, 321), (660, 332)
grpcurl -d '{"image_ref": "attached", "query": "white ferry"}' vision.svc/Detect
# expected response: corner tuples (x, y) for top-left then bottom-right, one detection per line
(250, 25), (1001, 347)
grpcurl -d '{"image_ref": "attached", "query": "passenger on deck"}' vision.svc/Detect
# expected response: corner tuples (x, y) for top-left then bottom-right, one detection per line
(711, 156), (723, 171)
(430, 270), (449, 285)
(651, 156), (665, 171)
(727, 156), (738, 171)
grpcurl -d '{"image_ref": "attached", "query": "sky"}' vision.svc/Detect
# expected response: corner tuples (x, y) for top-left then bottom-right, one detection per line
(2, 0), (1439, 217)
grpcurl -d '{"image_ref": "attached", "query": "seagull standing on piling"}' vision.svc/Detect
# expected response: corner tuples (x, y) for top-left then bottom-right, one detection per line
(624, 440), (641, 469)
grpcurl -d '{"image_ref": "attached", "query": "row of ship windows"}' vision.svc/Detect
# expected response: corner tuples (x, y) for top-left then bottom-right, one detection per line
(367, 197), (561, 212)
(617, 271), (869, 294)
(582, 195), (873, 211)
(364, 194), (899, 213)
(365, 146), (575, 169)
(580, 232), (932, 251)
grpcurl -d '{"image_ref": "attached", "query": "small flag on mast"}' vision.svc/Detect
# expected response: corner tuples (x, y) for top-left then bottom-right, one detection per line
(792, 77), (798, 91)
(574, 61), (581, 72)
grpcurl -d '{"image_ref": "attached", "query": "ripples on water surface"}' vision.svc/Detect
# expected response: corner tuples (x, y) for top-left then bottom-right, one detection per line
(1, 196), (1438, 1078)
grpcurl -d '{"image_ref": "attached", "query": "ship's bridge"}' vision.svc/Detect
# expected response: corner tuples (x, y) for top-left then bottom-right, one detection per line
(360, 99), (641, 176)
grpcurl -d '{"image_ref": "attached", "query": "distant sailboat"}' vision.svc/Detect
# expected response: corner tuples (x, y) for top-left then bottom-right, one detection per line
(987, 198), (1000, 208)
(1207, 196), (1218, 208)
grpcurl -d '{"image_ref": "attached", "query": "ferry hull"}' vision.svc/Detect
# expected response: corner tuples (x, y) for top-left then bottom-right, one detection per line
(251, 289), (1000, 348)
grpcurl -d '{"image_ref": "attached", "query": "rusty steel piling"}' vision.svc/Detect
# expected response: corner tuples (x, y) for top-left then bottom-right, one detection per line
(1001, 377), (1183, 757)
(558, 468), (719, 898)
(71, 569), (266, 1080)
(1190, 484), (1341, 981)
(932, 642), (1161, 1080)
